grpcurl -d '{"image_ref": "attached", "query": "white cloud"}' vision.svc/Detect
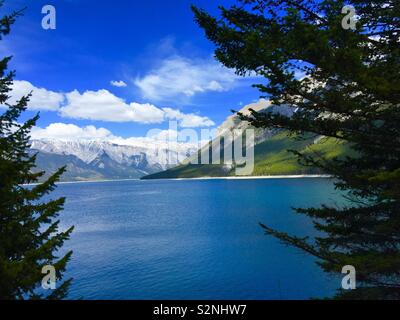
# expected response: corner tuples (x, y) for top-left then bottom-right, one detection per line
(60, 89), (165, 124)
(60, 89), (214, 127)
(31, 123), (114, 140)
(7, 80), (64, 111)
(163, 107), (215, 128)
(4, 80), (214, 127)
(143, 128), (212, 147)
(110, 80), (127, 87)
(134, 56), (238, 101)
(140, 128), (178, 142)
(30, 123), (209, 150)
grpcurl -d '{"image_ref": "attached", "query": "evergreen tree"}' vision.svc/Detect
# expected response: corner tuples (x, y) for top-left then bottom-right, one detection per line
(0, 3), (74, 300)
(193, 0), (400, 299)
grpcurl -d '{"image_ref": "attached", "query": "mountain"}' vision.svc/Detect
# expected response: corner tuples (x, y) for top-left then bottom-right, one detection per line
(29, 100), (350, 182)
(142, 100), (350, 179)
(30, 139), (197, 182)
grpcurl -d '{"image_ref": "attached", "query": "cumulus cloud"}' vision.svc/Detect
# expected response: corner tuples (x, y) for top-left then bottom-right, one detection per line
(30, 123), (209, 149)
(134, 56), (238, 101)
(6, 80), (64, 111)
(31, 123), (115, 140)
(60, 89), (214, 127)
(163, 107), (215, 128)
(4, 80), (214, 127)
(110, 80), (127, 87)
(143, 128), (212, 147)
(60, 89), (166, 123)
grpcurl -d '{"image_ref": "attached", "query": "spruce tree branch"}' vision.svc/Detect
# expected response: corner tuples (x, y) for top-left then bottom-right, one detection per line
(259, 222), (339, 265)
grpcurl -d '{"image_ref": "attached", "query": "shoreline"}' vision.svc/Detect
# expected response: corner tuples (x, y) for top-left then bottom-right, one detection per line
(150, 174), (332, 181)
(24, 175), (331, 186)
(22, 178), (141, 186)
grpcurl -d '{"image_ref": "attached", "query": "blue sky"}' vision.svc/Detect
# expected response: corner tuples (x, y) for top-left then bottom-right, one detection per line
(1, 0), (262, 141)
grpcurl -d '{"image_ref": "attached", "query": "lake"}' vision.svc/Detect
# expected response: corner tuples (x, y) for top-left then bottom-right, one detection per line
(52, 178), (343, 300)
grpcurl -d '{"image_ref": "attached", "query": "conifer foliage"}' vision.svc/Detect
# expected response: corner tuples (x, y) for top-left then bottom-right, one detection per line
(193, 0), (400, 299)
(0, 2), (73, 300)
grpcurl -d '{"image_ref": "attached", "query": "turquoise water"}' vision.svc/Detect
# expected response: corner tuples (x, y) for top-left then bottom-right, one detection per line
(53, 178), (343, 300)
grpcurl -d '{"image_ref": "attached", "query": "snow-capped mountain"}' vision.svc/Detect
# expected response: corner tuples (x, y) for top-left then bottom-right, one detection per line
(183, 99), (295, 165)
(29, 100), (295, 182)
(30, 139), (198, 181)
(216, 99), (295, 143)
(31, 139), (196, 170)
(216, 99), (275, 144)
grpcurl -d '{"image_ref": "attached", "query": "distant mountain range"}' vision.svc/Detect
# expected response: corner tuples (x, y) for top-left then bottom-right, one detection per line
(143, 100), (350, 179)
(30, 139), (197, 182)
(30, 100), (350, 182)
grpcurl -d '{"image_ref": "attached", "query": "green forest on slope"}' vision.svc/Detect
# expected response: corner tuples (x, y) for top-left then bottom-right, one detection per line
(142, 132), (351, 179)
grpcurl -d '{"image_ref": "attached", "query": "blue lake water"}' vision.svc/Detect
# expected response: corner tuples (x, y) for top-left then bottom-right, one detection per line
(52, 178), (343, 300)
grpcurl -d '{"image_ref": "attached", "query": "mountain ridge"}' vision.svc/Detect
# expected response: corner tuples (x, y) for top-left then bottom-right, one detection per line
(142, 100), (349, 179)
(30, 139), (197, 182)
(29, 100), (349, 182)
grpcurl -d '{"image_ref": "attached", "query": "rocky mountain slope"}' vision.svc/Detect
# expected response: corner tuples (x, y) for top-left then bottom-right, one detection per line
(30, 139), (197, 181)
(30, 99), (350, 182)
(142, 101), (350, 179)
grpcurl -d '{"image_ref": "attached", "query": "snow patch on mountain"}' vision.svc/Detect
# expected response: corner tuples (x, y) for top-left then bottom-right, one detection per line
(30, 139), (198, 170)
